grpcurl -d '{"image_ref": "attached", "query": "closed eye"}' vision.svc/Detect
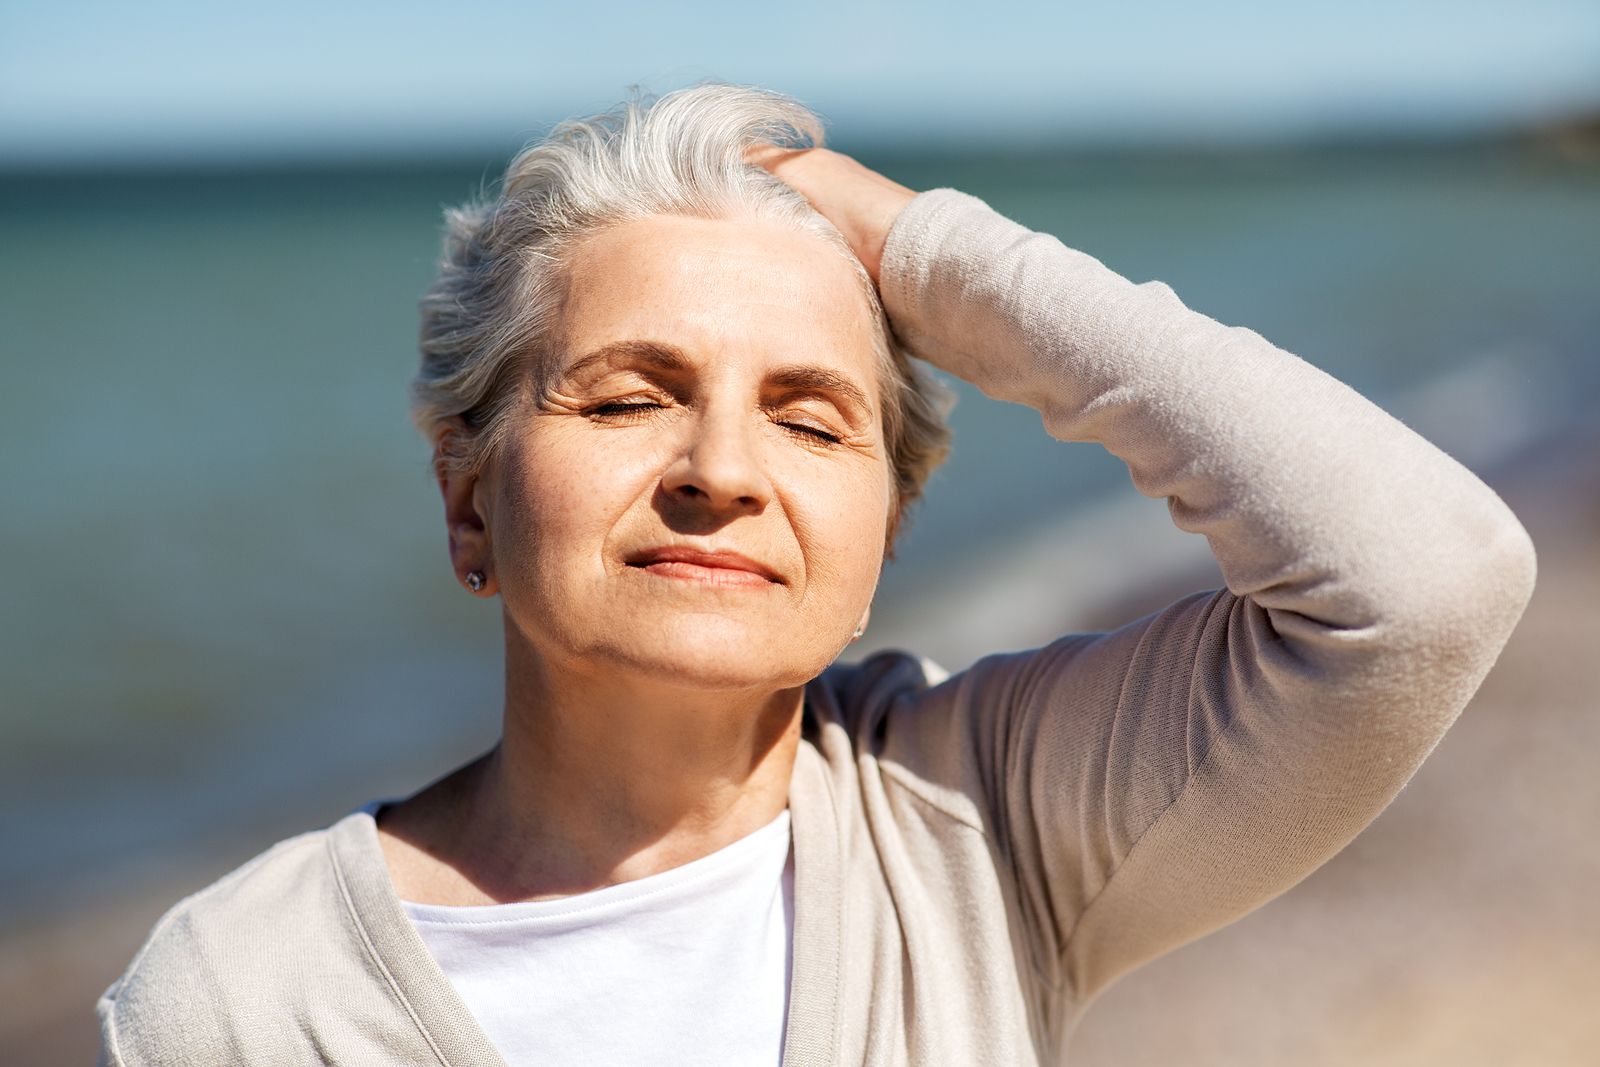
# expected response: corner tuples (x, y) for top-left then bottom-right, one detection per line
(589, 398), (666, 419)
(777, 419), (843, 445)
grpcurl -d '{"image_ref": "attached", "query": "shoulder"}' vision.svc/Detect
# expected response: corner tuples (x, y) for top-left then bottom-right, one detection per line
(97, 816), (366, 1063)
(813, 630), (1127, 735)
(813, 648), (950, 726)
(809, 649), (993, 824)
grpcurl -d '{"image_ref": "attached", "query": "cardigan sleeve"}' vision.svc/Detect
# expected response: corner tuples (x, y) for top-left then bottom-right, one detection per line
(870, 189), (1537, 1005)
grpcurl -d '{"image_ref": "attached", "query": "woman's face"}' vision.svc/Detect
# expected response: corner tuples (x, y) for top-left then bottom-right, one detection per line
(477, 213), (894, 691)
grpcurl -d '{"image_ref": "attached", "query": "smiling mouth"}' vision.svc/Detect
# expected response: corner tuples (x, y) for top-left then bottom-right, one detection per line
(624, 546), (785, 587)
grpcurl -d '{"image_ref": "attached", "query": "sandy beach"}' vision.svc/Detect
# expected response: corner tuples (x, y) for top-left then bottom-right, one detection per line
(4, 423), (1596, 1065)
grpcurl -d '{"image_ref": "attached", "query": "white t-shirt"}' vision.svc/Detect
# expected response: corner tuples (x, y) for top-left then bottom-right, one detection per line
(363, 801), (794, 1067)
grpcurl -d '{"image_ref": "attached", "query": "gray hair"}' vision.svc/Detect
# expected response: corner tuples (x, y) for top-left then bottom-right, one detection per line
(412, 82), (952, 545)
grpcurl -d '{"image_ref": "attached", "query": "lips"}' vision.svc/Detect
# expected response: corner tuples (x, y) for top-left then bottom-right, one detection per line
(624, 545), (785, 586)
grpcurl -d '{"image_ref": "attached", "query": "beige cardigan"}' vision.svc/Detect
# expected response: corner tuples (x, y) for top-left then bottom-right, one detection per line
(96, 189), (1537, 1066)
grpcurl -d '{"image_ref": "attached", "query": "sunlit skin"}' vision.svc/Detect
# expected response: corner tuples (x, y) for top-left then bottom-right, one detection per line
(376, 155), (921, 904)
(495, 216), (892, 692)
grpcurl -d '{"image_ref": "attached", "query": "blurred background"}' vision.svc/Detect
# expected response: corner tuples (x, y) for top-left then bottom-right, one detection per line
(3, 1), (1597, 1062)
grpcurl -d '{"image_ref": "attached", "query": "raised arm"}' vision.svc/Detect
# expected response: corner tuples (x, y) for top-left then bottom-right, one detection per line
(758, 152), (1535, 1007)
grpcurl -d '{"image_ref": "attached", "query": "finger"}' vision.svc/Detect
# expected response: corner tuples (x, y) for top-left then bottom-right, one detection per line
(742, 143), (809, 174)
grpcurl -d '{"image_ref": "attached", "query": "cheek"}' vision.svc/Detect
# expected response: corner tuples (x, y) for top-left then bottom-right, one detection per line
(492, 429), (652, 586)
(786, 457), (893, 611)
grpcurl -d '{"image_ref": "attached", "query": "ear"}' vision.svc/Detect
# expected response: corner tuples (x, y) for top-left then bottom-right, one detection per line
(851, 604), (872, 642)
(434, 423), (497, 596)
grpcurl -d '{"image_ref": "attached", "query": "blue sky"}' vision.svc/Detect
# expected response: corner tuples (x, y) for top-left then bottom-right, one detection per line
(4, 0), (1599, 164)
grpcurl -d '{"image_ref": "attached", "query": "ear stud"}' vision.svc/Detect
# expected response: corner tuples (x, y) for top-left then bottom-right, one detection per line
(466, 571), (486, 592)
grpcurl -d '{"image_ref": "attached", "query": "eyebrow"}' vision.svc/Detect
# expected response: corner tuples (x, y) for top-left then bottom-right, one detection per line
(765, 365), (873, 419)
(562, 339), (691, 379)
(562, 339), (874, 418)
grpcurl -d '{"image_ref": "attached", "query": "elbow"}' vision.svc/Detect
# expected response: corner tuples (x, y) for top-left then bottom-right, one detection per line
(1486, 507), (1538, 626)
(1458, 500), (1537, 642)
(1400, 498), (1538, 667)
(1289, 509), (1538, 768)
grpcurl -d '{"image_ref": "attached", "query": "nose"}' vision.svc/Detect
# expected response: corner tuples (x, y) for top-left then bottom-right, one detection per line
(660, 403), (772, 518)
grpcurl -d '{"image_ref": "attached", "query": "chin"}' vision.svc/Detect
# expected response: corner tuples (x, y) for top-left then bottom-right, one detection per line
(604, 614), (836, 693)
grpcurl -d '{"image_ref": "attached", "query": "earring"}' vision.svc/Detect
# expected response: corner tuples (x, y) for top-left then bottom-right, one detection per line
(465, 570), (486, 592)
(852, 623), (865, 639)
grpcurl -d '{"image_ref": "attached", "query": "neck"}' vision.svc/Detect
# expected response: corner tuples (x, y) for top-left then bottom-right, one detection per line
(456, 629), (804, 900)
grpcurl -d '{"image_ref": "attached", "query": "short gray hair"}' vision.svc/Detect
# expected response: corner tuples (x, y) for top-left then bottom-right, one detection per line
(412, 82), (952, 545)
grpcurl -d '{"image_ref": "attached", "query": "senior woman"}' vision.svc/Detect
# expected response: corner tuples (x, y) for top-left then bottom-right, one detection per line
(97, 84), (1536, 1066)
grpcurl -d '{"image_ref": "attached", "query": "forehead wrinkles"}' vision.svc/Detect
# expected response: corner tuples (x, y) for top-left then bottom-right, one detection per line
(550, 220), (889, 391)
(518, 217), (902, 470)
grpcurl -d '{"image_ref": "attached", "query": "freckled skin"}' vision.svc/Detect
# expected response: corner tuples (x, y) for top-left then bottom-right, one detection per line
(486, 214), (894, 692)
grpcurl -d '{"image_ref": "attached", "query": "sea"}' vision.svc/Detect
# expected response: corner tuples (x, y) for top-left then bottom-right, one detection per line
(1, 139), (1596, 926)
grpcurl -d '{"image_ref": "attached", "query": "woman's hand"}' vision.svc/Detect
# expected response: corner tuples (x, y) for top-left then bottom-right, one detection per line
(746, 146), (917, 288)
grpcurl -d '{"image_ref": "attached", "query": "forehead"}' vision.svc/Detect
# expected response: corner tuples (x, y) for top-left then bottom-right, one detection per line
(554, 214), (883, 387)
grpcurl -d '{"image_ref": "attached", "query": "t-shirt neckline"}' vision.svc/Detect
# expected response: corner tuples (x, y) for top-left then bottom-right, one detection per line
(396, 808), (792, 922)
